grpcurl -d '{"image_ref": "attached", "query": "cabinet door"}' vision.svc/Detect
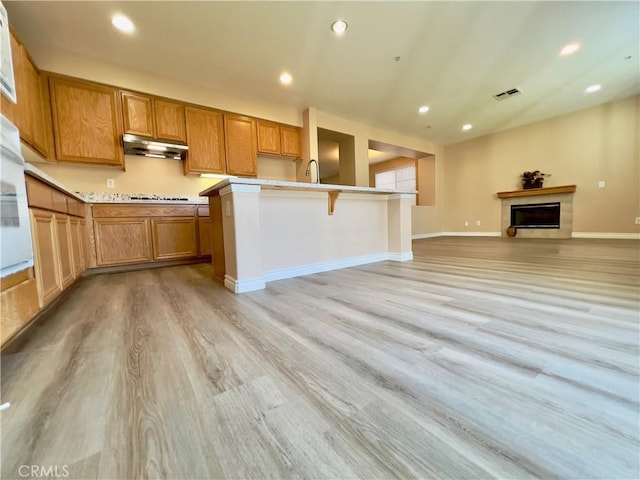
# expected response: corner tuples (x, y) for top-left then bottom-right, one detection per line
(198, 217), (212, 256)
(20, 52), (49, 157)
(69, 217), (85, 277)
(155, 99), (186, 142)
(280, 126), (302, 158)
(151, 218), (198, 260)
(184, 107), (225, 174)
(121, 91), (154, 137)
(224, 114), (256, 176)
(94, 218), (152, 266)
(49, 76), (124, 166)
(256, 120), (281, 155)
(55, 214), (74, 288)
(30, 209), (62, 307)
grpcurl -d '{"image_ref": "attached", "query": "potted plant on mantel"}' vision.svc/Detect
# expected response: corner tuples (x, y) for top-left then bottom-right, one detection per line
(521, 170), (550, 189)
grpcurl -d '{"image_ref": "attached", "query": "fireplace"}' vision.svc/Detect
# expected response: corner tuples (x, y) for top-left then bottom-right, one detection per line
(497, 185), (576, 239)
(511, 202), (560, 229)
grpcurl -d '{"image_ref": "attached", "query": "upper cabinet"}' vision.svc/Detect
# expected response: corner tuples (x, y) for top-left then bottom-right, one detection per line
(154, 98), (186, 142)
(49, 75), (124, 167)
(224, 114), (256, 176)
(184, 106), (226, 174)
(121, 91), (186, 142)
(256, 120), (281, 156)
(0, 29), (51, 158)
(280, 125), (302, 158)
(121, 91), (154, 137)
(256, 119), (301, 159)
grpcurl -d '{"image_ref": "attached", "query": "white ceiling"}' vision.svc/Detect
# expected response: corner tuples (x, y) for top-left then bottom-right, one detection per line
(5, 1), (639, 145)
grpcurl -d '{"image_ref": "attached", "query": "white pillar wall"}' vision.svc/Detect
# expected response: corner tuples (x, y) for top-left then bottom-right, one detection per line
(387, 193), (414, 261)
(219, 184), (265, 293)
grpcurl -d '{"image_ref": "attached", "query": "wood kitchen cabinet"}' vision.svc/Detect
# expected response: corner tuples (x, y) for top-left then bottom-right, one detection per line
(198, 206), (212, 256)
(256, 120), (302, 159)
(91, 204), (208, 267)
(280, 125), (302, 158)
(49, 75), (124, 167)
(184, 106), (226, 174)
(121, 92), (187, 142)
(121, 91), (154, 137)
(93, 218), (152, 266)
(29, 209), (62, 307)
(0, 269), (39, 345)
(154, 98), (186, 142)
(224, 114), (257, 176)
(151, 218), (198, 260)
(256, 120), (281, 155)
(55, 214), (74, 289)
(69, 217), (85, 277)
(27, 176), (88, 308)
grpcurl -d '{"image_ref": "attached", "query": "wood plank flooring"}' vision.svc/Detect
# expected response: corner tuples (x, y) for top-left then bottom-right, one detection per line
(1, 237), (638, 479)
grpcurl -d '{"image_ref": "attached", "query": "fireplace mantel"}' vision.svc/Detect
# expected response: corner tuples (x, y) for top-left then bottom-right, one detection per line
(497, 185), (576, 199)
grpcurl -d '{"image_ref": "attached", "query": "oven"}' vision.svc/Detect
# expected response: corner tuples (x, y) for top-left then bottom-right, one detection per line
(0, 114), (33, 278)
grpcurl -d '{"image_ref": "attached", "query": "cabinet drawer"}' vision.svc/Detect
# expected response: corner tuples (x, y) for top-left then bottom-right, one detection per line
(26, 177), (53, 210)
(51, 190), (68, 214)
(197, 206), (209, 217)
(92, 204), (196, 218)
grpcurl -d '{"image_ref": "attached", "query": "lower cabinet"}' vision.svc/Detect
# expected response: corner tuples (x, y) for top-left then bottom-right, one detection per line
(152, 218), (198, 260)
(91, 204), (212, 268)
(30, 209), (62, 307)
(69, 217), (85, 276)
(0, 269), (39, 345)
(93, 218), (152, 266)
(198, 217), (212, 256)
(55, 214), (75, 289)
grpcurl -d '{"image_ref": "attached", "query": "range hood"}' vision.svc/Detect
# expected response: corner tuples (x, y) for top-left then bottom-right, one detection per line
(122, 134), (188, 160)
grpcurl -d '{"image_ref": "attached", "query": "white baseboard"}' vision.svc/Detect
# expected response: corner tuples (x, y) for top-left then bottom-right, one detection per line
(412, 232), (443, 239)
(572, 232), (640, 240)
(413, 232), (501, 238)
(264, 252), (393, 283)
(388, 251), (413, 262)
(224, 275), (266, 293)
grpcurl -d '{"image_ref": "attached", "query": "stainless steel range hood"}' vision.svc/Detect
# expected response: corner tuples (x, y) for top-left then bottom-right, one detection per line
(122, 134), (188, 160)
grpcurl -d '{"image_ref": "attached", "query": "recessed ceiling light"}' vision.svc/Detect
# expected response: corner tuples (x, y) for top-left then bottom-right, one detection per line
(331, 20), (348, 35)
(280, 73), (292, 85)
(585, 84), (601, 93)
(112, 14), (135, 34)
(560, 43), (580, 56)
(418, 106), (430, 114)
(462, 124), (473, 131)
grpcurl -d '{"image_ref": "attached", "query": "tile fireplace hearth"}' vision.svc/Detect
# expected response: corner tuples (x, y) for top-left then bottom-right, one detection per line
(496, 185), (577, 238)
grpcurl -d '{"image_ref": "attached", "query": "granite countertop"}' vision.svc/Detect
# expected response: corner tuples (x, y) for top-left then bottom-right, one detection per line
(200, 177), (418, 197)
(24, 163), (207, 204)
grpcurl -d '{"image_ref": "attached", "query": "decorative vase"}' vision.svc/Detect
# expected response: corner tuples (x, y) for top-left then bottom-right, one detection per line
(506, 226), (517, 237)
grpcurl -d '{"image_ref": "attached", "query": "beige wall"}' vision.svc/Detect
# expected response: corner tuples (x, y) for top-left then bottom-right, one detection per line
(442, 95), (640, 234)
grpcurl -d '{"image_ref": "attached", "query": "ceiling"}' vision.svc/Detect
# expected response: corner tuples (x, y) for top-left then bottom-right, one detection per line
(5, 1), (639, 145)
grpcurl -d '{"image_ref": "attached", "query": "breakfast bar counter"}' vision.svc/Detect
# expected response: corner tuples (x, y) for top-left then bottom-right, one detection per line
(200, 178), (416, 293)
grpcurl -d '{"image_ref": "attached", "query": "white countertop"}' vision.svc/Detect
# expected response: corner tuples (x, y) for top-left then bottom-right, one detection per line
(199, 177), (417, 197)
(24, 163), (207, 204)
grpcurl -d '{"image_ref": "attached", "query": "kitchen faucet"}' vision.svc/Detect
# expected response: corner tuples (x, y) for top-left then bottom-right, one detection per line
(305, 159), (320, 184)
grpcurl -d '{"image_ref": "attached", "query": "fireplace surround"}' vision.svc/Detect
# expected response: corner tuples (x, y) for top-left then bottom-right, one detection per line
(497, 185), (576, 238)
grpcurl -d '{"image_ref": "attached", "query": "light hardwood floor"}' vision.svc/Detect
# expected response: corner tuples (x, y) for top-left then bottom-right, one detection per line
(1, 237), (638, 479)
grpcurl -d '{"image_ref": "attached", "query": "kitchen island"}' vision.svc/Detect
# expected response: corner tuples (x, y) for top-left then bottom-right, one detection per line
(200, 178), (415, 293)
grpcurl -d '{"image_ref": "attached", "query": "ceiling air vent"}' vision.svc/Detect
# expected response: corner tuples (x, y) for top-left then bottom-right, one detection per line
(493, 88), (522, 101)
